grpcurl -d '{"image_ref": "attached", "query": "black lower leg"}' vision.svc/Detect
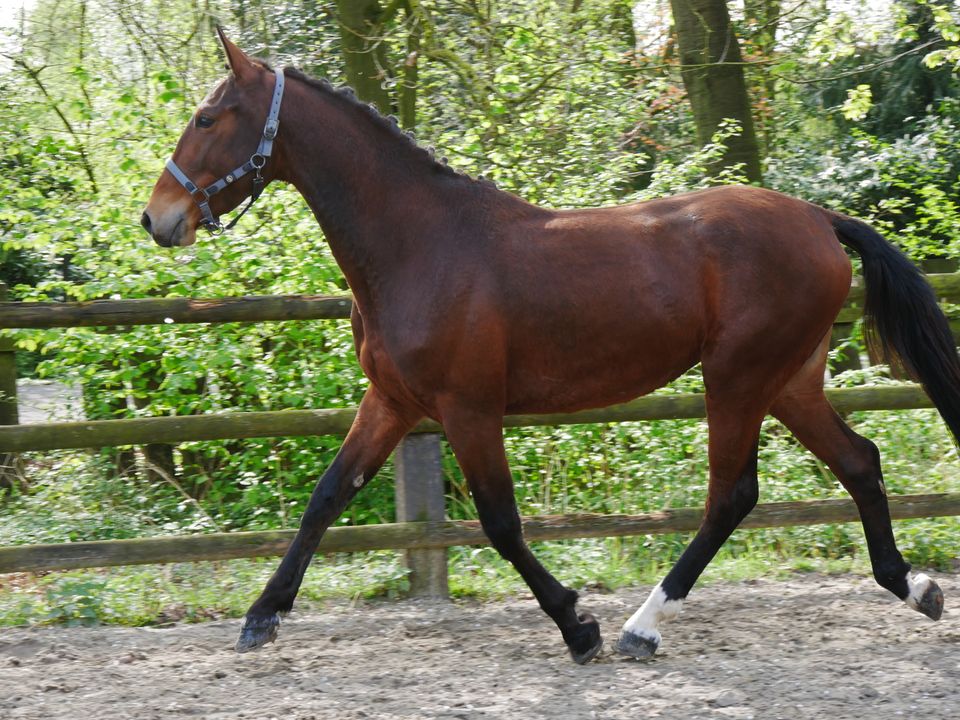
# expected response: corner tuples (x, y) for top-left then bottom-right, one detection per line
(235, 457), (366, 652)
(445, 411), (601, 662)
(478, 504), (601, 663)
(832, 430), (911, 598)
(661, 446), (759, 601)
(247, 456), (360, 617)
(236, 388), (416, 652)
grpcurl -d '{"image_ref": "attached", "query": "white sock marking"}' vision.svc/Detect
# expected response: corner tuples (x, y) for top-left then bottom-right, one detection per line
(905, 572), (933, 610)
(621, 583), (683, 641)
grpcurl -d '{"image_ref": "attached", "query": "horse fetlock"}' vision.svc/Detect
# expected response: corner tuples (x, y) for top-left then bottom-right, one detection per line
(905, 573), (944, 621)
(616, 583), (682, 659)
(615, 628), (660, 660)
(872, 562), (911, 597)
(235, 614), (281, 653)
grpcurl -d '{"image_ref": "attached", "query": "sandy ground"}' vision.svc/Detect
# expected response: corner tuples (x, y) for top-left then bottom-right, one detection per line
(0, 572), (957, 720)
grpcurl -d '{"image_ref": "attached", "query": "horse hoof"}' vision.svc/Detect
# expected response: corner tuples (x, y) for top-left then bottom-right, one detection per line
(235, 614), (280, 653)
(568, 612), (603, 665)
(615, 629), (660, 660)
(908, 576), (944, 621)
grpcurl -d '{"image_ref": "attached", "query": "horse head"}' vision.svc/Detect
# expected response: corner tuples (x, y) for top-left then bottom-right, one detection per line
(141, 28), (282, 247)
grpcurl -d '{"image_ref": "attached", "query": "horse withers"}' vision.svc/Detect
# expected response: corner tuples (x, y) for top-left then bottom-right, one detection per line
(141, 29), (948, 664)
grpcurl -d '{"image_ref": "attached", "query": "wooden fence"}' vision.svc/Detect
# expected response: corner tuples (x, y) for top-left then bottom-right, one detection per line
(2, 275), (960, 596)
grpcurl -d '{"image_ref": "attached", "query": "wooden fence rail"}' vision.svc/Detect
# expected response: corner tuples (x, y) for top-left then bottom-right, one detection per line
(0, 294), (353, 328)
(0, 384), (937, 453)
(2, 493), (957, 574)
(2, 272), (960, 330)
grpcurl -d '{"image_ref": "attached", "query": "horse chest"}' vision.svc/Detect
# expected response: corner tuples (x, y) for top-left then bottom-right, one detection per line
(353, 323), (435, 413)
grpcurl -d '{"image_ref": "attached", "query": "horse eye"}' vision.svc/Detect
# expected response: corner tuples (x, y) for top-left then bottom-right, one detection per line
(196, 114), (215, 129)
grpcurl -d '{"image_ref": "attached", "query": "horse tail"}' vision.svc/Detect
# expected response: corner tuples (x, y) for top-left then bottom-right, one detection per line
(830, 212), (960, 444)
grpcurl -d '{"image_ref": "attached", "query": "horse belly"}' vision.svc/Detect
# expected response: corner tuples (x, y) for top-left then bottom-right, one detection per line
(503, 301), (703, 414)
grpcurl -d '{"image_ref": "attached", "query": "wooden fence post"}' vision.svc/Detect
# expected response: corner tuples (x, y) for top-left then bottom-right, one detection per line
(394, 433), (448, 597)
(0, 282), (20, 491)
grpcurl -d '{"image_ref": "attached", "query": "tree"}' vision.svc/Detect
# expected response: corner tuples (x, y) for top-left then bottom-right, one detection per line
(336, 0), (393, 113)
(669, 0), (763, 183)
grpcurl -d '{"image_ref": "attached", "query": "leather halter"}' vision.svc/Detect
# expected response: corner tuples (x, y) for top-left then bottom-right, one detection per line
(165, 69), (285, 235)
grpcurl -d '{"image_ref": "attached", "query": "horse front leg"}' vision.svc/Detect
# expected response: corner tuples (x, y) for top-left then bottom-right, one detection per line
(442, 407), (603, 664)
(236, 386), (420, 652)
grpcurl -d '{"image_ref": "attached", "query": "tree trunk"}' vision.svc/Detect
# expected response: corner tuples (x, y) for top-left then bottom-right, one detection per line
(669, 0), (763, 183)
(336, 0), (392, 113)
(743, 0), (781, 152)
(398, 4), (421, 130)
(131, 354), (178, 487)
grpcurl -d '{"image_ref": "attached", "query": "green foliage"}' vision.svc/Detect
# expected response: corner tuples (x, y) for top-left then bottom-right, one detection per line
(0, 553), (411, 627)
(42, 578), (107, 626)
(841, 84), (874, 121)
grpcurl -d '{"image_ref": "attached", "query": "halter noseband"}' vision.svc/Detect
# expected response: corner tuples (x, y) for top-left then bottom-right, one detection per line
(165, 68), (286, 235)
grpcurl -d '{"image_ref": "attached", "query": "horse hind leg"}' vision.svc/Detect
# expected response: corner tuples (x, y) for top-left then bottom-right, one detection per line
(615, 324), (830, 659)
(770, 343), (944, 621)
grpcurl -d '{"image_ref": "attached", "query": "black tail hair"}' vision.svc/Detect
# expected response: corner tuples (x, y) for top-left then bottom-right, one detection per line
(832, 214), (960, 444)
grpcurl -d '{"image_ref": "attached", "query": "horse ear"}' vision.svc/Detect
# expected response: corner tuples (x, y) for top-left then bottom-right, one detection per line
(216, 26), (257, 83)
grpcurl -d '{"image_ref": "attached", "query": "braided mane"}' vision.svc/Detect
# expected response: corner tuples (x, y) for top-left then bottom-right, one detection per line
(279, 65), (482, 184)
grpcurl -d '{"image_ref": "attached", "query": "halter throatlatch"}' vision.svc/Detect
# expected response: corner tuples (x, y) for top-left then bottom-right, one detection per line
(165, 68), (286, 235)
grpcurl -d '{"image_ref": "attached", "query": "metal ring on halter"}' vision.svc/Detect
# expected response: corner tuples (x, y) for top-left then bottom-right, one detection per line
(251, 153), (266, 169)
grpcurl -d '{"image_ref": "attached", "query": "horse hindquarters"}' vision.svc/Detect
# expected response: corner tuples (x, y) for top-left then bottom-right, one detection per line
(616, 209), (853, 659)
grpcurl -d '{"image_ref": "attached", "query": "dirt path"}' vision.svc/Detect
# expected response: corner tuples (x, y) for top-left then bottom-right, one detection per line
(0, 573), (956, 720)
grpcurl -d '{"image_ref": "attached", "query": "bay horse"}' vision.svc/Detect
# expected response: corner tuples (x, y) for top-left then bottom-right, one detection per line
(141, 30), (949, 663)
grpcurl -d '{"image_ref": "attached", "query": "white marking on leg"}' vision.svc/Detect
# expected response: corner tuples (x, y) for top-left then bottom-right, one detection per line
(621, 582), (683, 643)
(905, 572), (933, 611)
(352, 474), (364, 488)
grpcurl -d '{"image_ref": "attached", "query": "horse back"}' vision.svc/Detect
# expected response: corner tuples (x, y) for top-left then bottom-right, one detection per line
(488, 185), (851, 413)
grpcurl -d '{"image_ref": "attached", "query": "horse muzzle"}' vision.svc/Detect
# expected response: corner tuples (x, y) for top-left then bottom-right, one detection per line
(140, 209), (196, 248)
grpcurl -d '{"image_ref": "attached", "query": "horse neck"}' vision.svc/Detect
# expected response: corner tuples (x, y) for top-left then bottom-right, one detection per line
(276, 77), (489, 313)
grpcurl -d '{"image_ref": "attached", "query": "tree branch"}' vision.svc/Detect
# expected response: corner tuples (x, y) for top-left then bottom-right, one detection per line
(6, 55), (99, 194)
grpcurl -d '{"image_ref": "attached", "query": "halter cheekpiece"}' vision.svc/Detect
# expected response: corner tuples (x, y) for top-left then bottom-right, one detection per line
(165, 68), (286, 235)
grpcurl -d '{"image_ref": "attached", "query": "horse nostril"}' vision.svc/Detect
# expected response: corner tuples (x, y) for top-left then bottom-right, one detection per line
(140, 211), (152, 233)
